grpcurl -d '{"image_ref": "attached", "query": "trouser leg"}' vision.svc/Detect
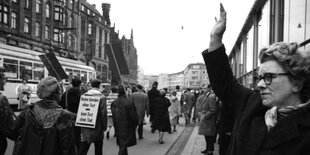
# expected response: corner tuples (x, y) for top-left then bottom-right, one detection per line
(118, 146), (128, 155)
(138, 123), (143, 138)
(94, 139), (103, 155)
(204, 135), (215, 151)
(78, 141), (91, 155)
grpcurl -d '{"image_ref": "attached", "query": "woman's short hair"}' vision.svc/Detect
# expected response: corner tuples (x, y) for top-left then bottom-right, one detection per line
(259, 42), (310, 102)
(91, 79), (101, 88)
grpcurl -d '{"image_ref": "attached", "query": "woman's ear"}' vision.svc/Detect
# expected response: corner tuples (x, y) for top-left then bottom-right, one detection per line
(292, 80), (303, 93)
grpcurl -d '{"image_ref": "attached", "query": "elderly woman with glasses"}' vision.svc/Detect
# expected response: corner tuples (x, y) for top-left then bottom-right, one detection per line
(202, 4), (310, 155)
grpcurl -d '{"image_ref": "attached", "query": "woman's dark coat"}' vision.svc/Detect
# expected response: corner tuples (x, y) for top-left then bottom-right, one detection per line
(111, 95), (138, 147)
(10, 100), (76, 155)
(147, 88), (160, 122)
(203, 45), (310, 155)
(153, 95), (171, 132)
(0, 94), (15, 155)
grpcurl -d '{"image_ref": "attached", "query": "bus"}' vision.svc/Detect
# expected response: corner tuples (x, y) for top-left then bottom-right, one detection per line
(0, 44), (96, 109)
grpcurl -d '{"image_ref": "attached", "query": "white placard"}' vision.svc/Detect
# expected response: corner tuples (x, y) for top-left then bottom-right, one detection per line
(75, 95), (101, 128)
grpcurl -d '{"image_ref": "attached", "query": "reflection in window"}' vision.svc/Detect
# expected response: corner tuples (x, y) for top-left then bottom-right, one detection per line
(81, 71), (87, 83)
(11, 12), (17, 29)
(33, 63), (44, 80)
(35, 22), (40, 36)
(74, 70), (80, 79)
(3, 58), (18, 79)
(20, 61), (32, 80)
(45, 26), (49, 39)
(36, 0), (41, 13)
(46, 4), (50, 18)
(65, 68), (73, 83)
(24, 17), (30, 33)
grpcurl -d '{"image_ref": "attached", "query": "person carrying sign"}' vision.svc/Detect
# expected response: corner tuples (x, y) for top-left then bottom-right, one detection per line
(78, 79), (107, 155)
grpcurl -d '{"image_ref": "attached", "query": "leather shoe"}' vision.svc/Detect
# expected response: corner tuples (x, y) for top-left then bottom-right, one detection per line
(201, 149), (207, 153)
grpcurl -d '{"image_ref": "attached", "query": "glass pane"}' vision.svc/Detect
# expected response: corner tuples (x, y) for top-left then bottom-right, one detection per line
(73, 70), (80, 79)
(3, 58), (18, 78)
(65, 68), (73, 82)
(20, 61), (32, 80)
(81, 71), (87, 83)
(33, 63), (44, 81)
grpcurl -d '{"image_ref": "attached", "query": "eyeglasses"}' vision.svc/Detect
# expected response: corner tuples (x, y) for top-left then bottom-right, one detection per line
(255, 72), (291, 85)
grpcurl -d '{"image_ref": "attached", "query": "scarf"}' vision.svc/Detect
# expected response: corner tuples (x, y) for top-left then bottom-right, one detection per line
(265, 102), (310, 131)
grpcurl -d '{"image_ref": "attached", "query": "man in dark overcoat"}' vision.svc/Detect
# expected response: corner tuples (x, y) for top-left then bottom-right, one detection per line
(112, 84), (139, 155)
(147, 81), (160, 132)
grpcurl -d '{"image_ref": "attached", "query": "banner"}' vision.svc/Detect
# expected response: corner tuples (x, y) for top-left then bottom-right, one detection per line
(75, 95), (101, 128)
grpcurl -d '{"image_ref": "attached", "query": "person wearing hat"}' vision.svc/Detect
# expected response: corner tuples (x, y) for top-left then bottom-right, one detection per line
(147, 81), (160, 133)
(10, 76), (76, 155)
(0, 67), (15, 155)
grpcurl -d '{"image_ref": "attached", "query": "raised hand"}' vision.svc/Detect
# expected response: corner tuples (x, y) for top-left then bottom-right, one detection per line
(209, 3), (227, 51)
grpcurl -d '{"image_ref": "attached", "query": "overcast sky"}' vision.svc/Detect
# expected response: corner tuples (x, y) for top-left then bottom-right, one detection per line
(87, 0), (255, 75)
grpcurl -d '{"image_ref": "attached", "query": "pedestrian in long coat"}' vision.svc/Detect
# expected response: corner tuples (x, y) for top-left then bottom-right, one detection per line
(112, 85), (139, 155)
(130, 84), (149, 139)
(153, 89), (171, 144)
(198, 85), (218, 155)
(169, 91), (181, 132)
(147, 81), (160, 132)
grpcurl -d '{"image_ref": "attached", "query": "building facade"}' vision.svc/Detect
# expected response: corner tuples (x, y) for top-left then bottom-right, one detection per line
(228, 0), (310, 88)
(0, 0), (137, 84)
(183, 63), (209, 89)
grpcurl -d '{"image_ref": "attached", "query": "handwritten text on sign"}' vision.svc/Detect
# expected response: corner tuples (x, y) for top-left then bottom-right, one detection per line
(75, 95), (100, 128)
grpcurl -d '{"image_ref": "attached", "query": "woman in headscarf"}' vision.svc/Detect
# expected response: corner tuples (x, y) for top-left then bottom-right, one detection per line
(153, 89), (171, 144)
(10, 76), (76, 155)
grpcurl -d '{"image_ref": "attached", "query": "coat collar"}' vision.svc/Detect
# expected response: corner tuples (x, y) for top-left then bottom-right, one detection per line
(264, 104), (310, 148)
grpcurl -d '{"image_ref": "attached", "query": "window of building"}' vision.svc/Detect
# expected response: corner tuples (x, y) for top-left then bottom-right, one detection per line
(25, 0), (30, 9)
(81, 5), (85, 11)
(54, 28), (60, 42)
(0, 5), (9, 24)
(88, 23), (92, 35)
(192, 76), (198, 80)
(11, 12), (17, 29)
(24, 17), (30, 33)
(192, 71), (198, 74)
(87, 9), (90, 15)
(35, 22), (40, 36)
(68, 15), (73, 28)
(45, 26), (49, 40)
(36, 0), (41, 13)
(63, 13), (66, 25)
(54, 6), (63, 21)
(46, 4), (50, 18)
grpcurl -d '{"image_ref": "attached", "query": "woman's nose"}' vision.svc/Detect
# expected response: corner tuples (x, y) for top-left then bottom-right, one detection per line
(256, 79), (266, 90)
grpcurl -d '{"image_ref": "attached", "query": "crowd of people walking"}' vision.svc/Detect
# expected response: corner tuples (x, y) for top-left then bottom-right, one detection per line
(1, 3), (310, 155)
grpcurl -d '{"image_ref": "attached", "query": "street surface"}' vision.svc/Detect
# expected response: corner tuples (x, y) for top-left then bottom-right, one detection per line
(5, 113), (219, 155)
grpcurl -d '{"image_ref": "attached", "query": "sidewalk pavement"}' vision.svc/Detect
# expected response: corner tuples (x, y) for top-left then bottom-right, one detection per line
(181, 122), (219, 155)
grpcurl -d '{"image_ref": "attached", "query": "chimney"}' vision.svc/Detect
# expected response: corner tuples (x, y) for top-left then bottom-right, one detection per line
(92, 4), (96, 8)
